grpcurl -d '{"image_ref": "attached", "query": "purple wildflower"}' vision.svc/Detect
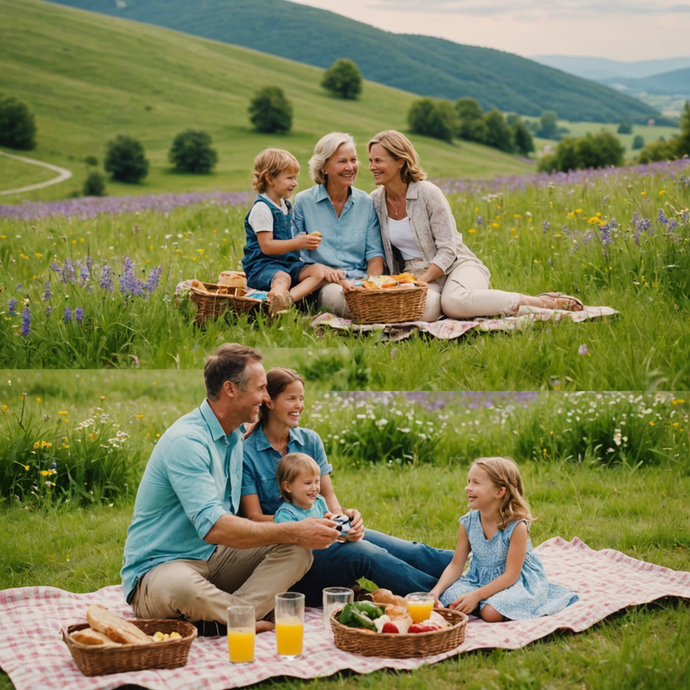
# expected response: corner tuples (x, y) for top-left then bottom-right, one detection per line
(79, 264), (90, 284)
(120, 269), (145, 297)
(43, 280), (51, 302)
(657, 209), (668, 224)
(100, 265), (114, 291)
(62, 258), (75, 284)
(46, 306), (53, 317)
(20, 306), (31, 336)
(578, 344), (589, 356)
(16, 283), (22, 292)
(86, 256), (92, 272)
(476, 215), (483, 225)
(609, 217), (617, 229)
(63, 306), (72, 323)
(583, 231), (593, 244)
(600, 223), (613, 246)
(144, 266), (163, 294)
(124, 256), (134, 273)
(75, 306), (84, 322)
(8, 297), (18, 316)
(49, 261), (61, 274)
(667, 218), (679, 232)
(542, 221), (550, 232)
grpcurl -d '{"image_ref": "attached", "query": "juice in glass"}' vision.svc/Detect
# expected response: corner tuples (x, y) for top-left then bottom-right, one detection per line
(406, 592), (435, 623)
(275, 617), (304, 657)
(228, 628), (255, 663)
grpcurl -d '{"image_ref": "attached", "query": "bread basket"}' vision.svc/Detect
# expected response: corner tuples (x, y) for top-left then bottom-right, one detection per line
(190, 282), (266, 324)
(344, 282), (428, 324)
(62, 619), (197, 676)
(330, 607), (466, 658)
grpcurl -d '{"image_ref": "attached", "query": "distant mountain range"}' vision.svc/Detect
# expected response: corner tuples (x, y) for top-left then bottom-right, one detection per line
(46, 0), (659, 124)
(531, 55), (690, 83)
(602, 68), (690, 98)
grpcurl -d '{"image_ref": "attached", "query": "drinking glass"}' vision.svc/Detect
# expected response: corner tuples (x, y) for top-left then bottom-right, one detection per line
(322, 587), (354, 630)
(275, 592), (305, 660)
(226, 605), (255, 664)
(405, 592), (435, 623)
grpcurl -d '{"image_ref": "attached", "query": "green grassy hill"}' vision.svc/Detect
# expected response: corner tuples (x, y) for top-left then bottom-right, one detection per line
(48, 0), (658, 124)
(0, 0), (535, 201)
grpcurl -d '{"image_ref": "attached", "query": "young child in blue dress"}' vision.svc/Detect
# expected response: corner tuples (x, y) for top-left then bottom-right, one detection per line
(273, 452), (334, 524)
(243, 148), (334, 316)
(430, 456), (578, 622)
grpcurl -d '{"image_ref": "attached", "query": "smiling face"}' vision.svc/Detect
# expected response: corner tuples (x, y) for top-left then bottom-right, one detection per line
(267, 168), (299, 202)
(285, 470), (321, 511)
(323, 142), (358, 192)
(368, 142), (403, 187)
(267, 379), (304, 428)
(465, 463), (505, 512)
(233, 361), (269, 425)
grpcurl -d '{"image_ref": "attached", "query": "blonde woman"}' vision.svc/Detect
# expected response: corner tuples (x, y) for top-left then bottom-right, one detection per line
(293, 132), (385, 317)
(368, 130), (584, 322)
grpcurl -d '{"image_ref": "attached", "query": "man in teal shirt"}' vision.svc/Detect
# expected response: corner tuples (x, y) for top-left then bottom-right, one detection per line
(121, 344), (340, 634)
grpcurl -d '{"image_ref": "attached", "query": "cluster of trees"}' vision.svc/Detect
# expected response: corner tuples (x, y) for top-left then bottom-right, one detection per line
(638, 102), (690, 164)
(406, 96), (535, 156)
(0, 94), (37, 150)
(537, 131), (625, 172)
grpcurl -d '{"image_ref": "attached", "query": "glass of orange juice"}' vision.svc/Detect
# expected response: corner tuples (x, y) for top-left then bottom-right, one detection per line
(227, 605), (255, 664)
(275, 592), (305, 660)
(405, 592), (435, 623)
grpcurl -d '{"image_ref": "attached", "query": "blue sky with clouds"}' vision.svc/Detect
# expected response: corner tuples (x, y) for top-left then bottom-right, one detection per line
(290, 0), (690, 61)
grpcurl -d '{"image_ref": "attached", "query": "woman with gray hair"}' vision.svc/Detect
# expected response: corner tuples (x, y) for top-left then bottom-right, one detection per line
(368, 130), (584, 322)
(293, 132), (385, 317)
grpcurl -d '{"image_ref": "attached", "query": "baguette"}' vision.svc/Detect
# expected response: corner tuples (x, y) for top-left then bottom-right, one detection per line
(86, 604), (152, 645)
(71, 627), (122, 647)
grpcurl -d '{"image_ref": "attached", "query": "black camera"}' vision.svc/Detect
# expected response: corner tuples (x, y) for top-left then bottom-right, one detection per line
(332, 514), (352, 541)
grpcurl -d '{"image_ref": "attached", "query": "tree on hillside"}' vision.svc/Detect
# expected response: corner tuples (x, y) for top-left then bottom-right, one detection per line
(484, 110), (514, 153)
(408, 98), (457, 143)
(637, 140), (676, 164)
(512, 120), (535, 156)
(248, 86), (293, 134)
(168, 130), (218, 173)
(537, 110), (559, 140)
(676, 101), (690, 157)
(632, 135), (645, 150)
(104, 135), (149, 183)
(454, 97), (487, 143)
(617, 121), (633, 135)
(0, 94), (37, 150)
(538, 131), (624, 172)
(321, 59), (363, 100)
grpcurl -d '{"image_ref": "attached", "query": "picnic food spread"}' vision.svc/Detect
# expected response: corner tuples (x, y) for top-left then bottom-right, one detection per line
(361, 273), (419, 290)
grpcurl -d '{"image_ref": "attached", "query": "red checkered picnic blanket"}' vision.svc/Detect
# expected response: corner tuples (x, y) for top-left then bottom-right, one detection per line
(1, 537), (688, 690)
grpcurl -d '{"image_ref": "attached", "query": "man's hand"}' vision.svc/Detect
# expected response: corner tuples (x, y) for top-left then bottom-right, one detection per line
(292, 517), (340, 550)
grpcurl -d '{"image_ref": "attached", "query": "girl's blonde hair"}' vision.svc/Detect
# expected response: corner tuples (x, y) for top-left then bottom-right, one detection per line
(308, 132), (356, 184)
(472, 457), (532, 530)
(276, 452), (320, 503)
(252, 148), (300, 193)
(367, 130), (427, 184)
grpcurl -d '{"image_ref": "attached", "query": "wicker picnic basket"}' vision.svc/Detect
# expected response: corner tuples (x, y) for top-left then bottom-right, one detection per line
(330, 607), (466, 658)
(62, 619), (197, 676)
(344, 282), (428, 325)
(190, 282), (266, 324)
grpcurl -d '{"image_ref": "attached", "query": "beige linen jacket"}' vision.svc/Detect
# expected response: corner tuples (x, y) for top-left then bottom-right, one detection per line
(371, 180), (490, 282)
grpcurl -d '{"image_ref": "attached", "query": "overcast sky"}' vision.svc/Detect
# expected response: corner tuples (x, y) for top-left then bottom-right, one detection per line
(289, 0), (690, 62)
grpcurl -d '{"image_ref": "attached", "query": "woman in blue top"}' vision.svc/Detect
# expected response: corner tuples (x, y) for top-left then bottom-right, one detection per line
(292, 132), (386, 317)
(241, 367), (454, 607)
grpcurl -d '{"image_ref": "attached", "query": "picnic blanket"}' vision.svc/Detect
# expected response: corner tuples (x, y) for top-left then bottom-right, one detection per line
(1, 537), (688, 690)
(311, 304), (618, 341)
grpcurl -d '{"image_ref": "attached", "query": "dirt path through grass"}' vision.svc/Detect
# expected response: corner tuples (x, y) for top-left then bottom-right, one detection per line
(0, 150), (72, 196)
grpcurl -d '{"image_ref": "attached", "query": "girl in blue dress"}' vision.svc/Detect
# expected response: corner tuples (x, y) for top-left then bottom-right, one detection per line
(430, 457), (578, 622)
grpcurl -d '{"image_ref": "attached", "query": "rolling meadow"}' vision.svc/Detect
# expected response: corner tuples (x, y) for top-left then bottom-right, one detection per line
(1, 1), (690, 689)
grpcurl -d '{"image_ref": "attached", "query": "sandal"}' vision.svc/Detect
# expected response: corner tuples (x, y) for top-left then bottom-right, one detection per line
(537, 292), (584, 312)
(268, 292), (294, 317)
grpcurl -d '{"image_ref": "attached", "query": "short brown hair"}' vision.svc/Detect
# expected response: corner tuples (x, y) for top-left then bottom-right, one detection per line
(276, 452), (321, 502)
(252, 148), (300, 193)
(204, 344), (263, 401)
(368, 130), (427, 184)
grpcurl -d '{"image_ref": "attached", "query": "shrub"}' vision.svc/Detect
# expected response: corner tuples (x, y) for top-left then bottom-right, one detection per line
(84, 155), (99, 167)
(104, 135), (149, 183)
(617, 121), (633, 134)
(537, 110), (559, 139)
(321, 58), (363, 100)
(248, 86), (293, 134)
(168, 129), (218, 173)
(454, 97), (487, 143)
(538, 131), (624, 172)
(637, 139), (676, 164)
(0, 94), (37, 150)
(407, 98), (456, 143)
(632, 135), (645, 150)
(511, 120), (535, 156)
(676, 100), (690, 157)
(484, 110), (514, 153)
(83, 170), (107, 197)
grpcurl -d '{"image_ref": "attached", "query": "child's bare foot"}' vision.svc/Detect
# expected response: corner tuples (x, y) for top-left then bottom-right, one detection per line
(268, 291), (294, 317)
(536, 292), (584, 312)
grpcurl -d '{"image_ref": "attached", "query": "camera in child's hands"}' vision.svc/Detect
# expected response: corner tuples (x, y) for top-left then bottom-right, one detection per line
(332, 514), (352, 541)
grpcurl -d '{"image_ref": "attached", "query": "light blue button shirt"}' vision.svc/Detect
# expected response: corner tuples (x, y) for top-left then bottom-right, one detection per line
(242, 425), (332, 516)
(293, 184), (385, 279)
(121, 400), (244, 602)
(274, 495), (329, 523)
